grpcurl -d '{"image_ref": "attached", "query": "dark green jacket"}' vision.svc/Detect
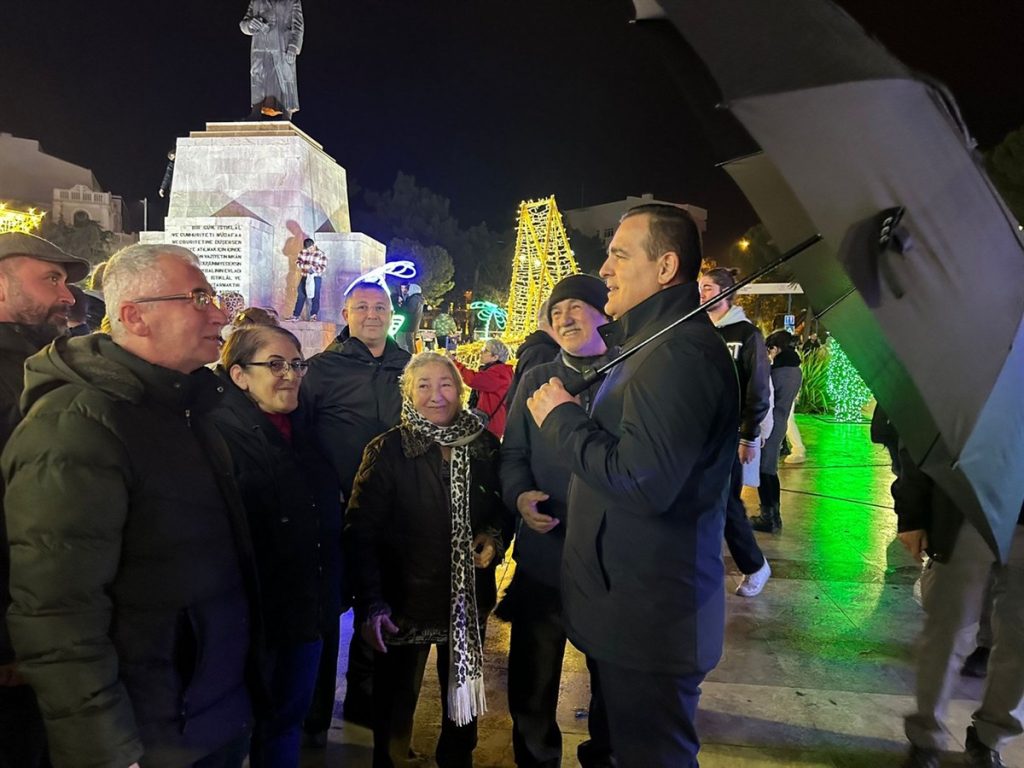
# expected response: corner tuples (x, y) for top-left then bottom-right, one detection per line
(0, 322), (59, 666)
(2, 335), (258, 768)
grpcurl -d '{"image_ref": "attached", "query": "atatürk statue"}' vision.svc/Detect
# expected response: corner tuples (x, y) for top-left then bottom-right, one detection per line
(240, 0), (304, 120)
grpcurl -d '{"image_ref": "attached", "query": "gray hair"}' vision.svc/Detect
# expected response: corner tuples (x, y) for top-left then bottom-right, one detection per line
(400, 351), (465, 403)
(103, 243), (199, 340)
(483, 338), (510, 363)
(535, 299), (551, 331)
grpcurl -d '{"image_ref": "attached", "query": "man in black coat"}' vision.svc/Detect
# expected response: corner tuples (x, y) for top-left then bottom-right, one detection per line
(528, 204), (739, 768)
(298, 280), (411, 741)
(500, 274), (616, 768)
(0, 233), (89, 767)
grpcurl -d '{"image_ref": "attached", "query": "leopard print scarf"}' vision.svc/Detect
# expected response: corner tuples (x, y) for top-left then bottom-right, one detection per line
(400, 400), (488, 726)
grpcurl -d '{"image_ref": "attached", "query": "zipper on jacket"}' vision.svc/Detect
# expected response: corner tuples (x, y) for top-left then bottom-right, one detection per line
(184, 408), (191, 427)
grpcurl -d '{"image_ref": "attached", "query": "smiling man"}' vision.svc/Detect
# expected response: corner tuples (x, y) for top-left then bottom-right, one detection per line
(3, 243), (258, 768)
(0, 232), (89, 767)
(527, 204), (740, 768)
(297, 280), (411, 742)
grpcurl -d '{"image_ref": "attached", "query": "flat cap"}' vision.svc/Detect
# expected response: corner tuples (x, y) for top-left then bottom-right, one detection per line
(0, 232), (91, 283)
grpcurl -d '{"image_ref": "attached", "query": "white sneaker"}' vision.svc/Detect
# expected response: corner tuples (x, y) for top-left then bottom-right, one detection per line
(784, 452), (806, 464)
(736, 559), (771, 598)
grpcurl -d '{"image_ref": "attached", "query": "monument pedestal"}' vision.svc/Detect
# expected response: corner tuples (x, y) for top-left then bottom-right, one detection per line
(142, 121), (384, 337)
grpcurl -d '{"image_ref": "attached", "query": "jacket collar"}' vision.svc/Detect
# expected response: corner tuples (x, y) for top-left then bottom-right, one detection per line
(0, 321), (60, 354)
(598, 282), (706, 349)
(329, 334), (408, 366)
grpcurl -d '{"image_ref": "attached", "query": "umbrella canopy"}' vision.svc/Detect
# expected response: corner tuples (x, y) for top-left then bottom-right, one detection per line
(632, 0), (1024, 559)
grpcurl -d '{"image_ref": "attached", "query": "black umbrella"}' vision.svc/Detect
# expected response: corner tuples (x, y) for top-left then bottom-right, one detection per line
(631, 0), (1024, 559)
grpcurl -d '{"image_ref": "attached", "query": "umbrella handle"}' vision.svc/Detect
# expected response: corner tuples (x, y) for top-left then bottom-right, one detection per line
(565, 233), (822, 397)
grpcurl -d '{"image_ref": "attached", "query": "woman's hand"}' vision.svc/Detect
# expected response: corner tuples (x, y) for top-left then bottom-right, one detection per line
(361, 612), (399, 653)
(472, 533), (498, 569)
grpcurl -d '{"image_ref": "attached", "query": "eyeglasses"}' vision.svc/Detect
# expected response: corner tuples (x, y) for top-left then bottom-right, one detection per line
(243, 359), (309, 377)
(132, 289), (221, 310)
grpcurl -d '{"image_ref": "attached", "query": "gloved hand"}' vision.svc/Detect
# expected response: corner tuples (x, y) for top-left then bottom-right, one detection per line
(285, 51), (296, 65)
(247, 17), (268, 33)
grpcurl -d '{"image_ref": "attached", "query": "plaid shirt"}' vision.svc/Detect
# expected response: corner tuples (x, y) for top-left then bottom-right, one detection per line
(296, 246), (327, 276)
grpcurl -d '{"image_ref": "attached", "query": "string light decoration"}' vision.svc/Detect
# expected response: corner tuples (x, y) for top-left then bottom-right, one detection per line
(0, 203), (45, 234)
(469, 300), (507, 339)
(824, 336), (873, 422)
(502, 196), (579, 340)
(344, 260), (416, 295)
(388, 315), (405, 337)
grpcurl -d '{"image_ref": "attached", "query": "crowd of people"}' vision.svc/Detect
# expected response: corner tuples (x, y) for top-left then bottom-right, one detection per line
(0, 198), (1021, 768)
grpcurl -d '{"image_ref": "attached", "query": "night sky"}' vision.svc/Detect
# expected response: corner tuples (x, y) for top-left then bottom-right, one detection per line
(3, 1), (1023, 261)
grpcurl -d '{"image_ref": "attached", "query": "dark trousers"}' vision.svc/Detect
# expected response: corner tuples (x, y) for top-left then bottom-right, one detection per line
(723, 457), (766, 574)
(594, 659), (704, 768)
(371, 643), (477, 768)
(291, 276), (322, 319)
(757, 473), (781, 508)
(192, 731), (251, 768)
(251, 639), (322, 768)
(344, 629), (376, 719)
(304, 618), (340, 734)
(0, 684), (48, 768)
(508, 605), (613, 768)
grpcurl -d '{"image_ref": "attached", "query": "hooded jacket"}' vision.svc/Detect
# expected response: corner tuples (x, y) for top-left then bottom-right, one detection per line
(539, 283), (739, 676)
(0, 322), (59, 666)
(2, 335), (256, 768)
(711, 304), (772, 443)
(453, 359), (514, 438)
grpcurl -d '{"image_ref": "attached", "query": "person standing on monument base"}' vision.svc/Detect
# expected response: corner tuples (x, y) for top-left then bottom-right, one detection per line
(527, 204), (739, 768)
(241, 0), (304, 120)
(288, 237), (326, 321)
(297, 280), (411, 745)
(3, 243), (257, 768)
(0, 232), (89, 768)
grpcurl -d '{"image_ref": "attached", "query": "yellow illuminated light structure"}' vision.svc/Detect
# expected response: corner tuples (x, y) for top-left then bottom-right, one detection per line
(0, 203), (46, 234)
(503, 196), (578, 341)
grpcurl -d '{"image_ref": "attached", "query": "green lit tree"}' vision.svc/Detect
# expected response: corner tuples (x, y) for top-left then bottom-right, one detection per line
(824, 337), (873, 422)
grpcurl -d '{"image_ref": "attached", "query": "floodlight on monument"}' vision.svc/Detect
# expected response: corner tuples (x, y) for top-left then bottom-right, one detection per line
(344, 260), (417, 295)
(469, 301), (507, 339)
(0, 203), (45, 234)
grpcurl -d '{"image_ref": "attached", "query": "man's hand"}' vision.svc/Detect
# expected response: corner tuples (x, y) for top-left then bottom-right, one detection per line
(898, 529), (929, 563)
(472, 533), (498, 569)
(361, 612), (399, 653)
(527, 377), (577, 428)
(248, 18), (269, 33)
(738, 442), (757, 464)
(517, 490), (558, 533)
(285, 51), (296, 65)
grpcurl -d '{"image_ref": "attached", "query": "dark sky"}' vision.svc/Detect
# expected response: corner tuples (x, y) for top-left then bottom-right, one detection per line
(3, 1), (1022, 261)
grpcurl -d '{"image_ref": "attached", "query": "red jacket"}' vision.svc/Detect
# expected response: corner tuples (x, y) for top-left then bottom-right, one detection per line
(454, 360), (513, 438)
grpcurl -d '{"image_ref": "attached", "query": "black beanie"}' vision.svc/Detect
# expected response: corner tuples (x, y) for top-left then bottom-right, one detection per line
(547, 274), (610, 322)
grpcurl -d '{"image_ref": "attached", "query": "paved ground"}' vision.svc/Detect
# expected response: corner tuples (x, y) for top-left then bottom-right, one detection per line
(300, 415), (1022, 767)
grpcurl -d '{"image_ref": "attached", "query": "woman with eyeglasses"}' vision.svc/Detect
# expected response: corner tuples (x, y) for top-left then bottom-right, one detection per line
(346, 351), (510, 768)
(212, 325), (340, 768)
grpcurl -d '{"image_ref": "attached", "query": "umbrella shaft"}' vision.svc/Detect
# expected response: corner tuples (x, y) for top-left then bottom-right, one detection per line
(566, 233), (822, 397)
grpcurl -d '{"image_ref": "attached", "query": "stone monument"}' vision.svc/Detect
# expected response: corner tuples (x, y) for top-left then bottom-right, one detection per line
(142, 120), (385, 353)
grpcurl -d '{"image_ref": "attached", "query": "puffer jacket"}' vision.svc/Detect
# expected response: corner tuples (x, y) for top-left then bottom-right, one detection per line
(2, 335), (257, 768)
(345, 425), (510, 630)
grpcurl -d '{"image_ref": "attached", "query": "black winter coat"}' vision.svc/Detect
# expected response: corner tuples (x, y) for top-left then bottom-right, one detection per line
(3, 335), (257, 767)
(500, 352), (609, 590)
(299, 336), (411, 498)
(0, 322), (57, 665)
(505, 330), (559, 407)
(345, 426), (509, 631)
(539, 283), (739, 676)
(211, 372), (345, 644)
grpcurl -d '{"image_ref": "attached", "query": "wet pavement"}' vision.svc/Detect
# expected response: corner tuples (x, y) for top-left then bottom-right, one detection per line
(300, 415), (1023, 767)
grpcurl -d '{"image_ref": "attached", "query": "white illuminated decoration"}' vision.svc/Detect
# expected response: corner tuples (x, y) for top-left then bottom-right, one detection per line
(344, 260), (417, 295)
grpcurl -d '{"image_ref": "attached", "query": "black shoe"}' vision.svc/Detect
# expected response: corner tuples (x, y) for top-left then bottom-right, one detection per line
(749, 505), (782, 533)
(342, 701), (373, 729)
(965, 725), (1006, 768)
(901, 745), (940, 768)
(961, 646), (991, 678)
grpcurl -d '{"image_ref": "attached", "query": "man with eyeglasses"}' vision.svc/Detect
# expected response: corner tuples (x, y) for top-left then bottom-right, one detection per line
(298, 279), (411, 745)
(3, 243), (259, 768)
(0, 232), (90, 767)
